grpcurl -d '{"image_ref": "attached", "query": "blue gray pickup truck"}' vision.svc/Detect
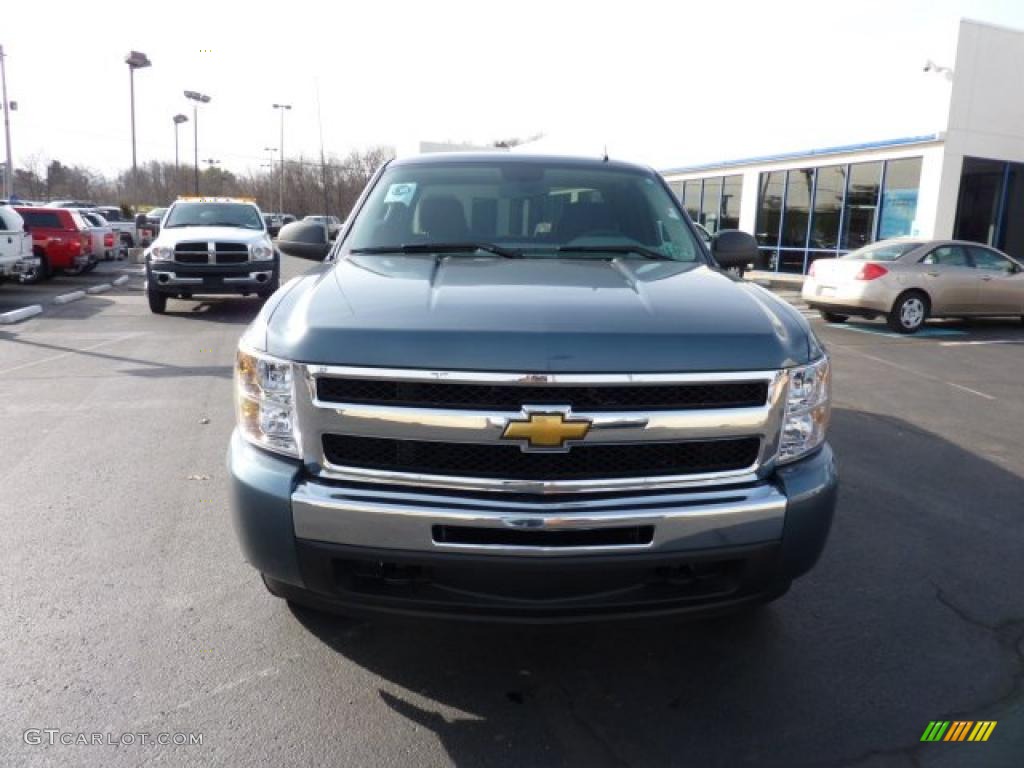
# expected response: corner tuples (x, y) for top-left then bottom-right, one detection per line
(228, 154), (837, 622)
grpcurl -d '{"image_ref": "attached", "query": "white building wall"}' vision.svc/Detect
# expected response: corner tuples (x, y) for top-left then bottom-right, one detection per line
(934, 19), (1024, 238)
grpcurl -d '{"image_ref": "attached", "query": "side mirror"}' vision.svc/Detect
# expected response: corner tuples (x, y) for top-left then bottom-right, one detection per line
(711, 229), (759, 269)
(278, 220), (330, 261)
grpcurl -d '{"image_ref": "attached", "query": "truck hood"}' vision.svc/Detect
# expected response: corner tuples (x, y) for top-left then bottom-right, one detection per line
(261, 255), (814, 372)
(152, 226), (269, 246)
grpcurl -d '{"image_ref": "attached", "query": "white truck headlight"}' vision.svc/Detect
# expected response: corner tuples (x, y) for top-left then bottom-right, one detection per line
(777, 356), (831, 465)
(235, 346), (300, 458)
(151, 246), (174, 261)
(251, 243), (274, 260)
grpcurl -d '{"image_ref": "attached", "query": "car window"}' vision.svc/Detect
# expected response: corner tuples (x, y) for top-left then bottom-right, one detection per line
(346, 162), (701, 261)
(0, 210), (11, 230)
(922, 245), (969, 267)
(969, 247), (1015, 272)
(21, 210), (63, 229)
(844, 241), (922, 261)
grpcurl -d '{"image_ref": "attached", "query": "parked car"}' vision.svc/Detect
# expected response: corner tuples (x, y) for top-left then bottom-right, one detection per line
(15, 206), (95, 282)
(0, 205), (36, 283)
(94, 206), (137, 248)
(303, 214), (343, 239)
(51, 199), (100, 209)
(136, 207), (168, 246)
(79, 211), (117, 263)
(803, 238), (1024, 333)
(144, 197), (278, 313)
(230, 153), (838, 623)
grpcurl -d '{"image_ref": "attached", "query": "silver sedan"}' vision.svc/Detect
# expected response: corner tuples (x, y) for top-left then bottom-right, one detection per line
(802, 239), (1024, 333)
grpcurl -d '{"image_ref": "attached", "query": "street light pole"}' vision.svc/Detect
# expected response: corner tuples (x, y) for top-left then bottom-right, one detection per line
(173, 114), (188, 194)
(272, 103), (291, 214)
(184, 91), (211, 195)
(0, 45), (13, 199)
(124, 51), (152, 207)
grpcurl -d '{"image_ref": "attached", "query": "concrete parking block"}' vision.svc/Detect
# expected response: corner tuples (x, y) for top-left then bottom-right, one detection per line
(54, 291), (87, 305)
(86, 284), (112, 295)
(113, 275), (131, 286)
(0, 304), (43, 324)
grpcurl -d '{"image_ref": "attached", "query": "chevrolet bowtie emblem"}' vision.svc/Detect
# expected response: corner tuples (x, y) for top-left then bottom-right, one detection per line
(501, 411), (591, 450)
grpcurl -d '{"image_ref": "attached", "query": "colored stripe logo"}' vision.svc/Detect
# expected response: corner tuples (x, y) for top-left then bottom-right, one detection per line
(921, 721), (996, 742)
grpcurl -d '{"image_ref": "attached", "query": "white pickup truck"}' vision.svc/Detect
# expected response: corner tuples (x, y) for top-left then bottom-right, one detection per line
(0, 205), (34, 282)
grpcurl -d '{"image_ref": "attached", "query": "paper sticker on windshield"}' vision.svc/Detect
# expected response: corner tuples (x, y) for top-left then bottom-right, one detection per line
(384, 183), (416, 205)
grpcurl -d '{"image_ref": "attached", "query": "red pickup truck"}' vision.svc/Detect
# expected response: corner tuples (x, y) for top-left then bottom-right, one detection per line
(15, 207), (96, 282)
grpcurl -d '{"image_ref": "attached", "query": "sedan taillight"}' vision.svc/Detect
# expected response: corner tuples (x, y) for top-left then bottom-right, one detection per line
(855, 263), (888, 281)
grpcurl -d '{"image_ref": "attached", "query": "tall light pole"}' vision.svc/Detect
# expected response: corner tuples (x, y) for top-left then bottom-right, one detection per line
(173, 114), (188, 171)
(184, 90), (211, 195)
(0, 45), (13, 200)
(125, 50), (151, 206)
(272, 103), (291, 214)
(263, 146), (277, 209)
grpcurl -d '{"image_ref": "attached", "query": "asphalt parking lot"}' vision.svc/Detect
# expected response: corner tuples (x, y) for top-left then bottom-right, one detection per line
(1, 258), (1022, 767)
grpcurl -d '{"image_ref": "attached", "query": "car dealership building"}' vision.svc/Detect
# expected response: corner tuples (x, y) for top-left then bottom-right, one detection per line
(661, 19), (1024, 274)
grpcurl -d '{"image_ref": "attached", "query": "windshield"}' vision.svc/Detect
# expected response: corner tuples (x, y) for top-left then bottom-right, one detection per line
(345, 161), (701, 261)
(843, 240), (922, 262)
(164, 203), (263, 230)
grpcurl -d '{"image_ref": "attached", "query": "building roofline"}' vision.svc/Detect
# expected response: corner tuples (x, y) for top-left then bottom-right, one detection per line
(660, 134), (943, 176)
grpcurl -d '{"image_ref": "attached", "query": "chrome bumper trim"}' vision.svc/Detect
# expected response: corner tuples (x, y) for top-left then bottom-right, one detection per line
(291, 480), (787, 555)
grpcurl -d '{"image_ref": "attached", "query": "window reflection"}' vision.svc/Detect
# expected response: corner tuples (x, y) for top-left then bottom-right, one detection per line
(721, 176), (742, 230)
(809, 165), (845, 250)
(700, 177), (723, 233)
(840, 162), (882, 250)
(756, 171), (785, 248)
(879, 158), (922, 239)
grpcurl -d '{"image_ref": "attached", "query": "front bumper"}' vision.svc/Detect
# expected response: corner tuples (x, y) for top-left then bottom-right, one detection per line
(147, 260), (276, 295)
(228, 431), (838, 621)
(1, 257), (33, 276)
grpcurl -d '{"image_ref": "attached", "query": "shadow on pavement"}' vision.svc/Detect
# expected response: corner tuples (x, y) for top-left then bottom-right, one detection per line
(160, 298), (267, 325)
(287, 408), (1024, 767)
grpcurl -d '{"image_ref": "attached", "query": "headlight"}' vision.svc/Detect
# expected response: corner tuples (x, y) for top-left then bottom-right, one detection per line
(235, 346), (301, 458)
(251, 243), (274, 260)
(151, 246), (174, 261)
(777, 356), (831, 465)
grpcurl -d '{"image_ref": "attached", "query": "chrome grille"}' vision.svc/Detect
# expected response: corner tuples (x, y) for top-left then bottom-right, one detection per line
(298, 366), (788, 494)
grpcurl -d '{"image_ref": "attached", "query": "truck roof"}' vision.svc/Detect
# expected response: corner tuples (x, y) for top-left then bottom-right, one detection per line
(389, 152), (654, 174)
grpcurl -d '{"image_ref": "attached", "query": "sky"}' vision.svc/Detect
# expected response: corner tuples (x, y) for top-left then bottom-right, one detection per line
(4, 0), (1024, 179)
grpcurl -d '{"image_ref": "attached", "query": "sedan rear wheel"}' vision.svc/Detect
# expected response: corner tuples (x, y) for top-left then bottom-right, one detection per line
(887, 291), (928, 334)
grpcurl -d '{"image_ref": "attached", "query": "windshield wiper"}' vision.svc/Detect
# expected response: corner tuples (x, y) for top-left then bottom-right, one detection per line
(349, 243), (522, 259)
(554, 245), (675, 261)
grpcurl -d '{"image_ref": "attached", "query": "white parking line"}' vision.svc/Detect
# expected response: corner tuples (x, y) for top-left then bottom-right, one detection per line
(939, 339), (1024, 347)
(0, 332), (143, 375)
(845, 349), (997, 401)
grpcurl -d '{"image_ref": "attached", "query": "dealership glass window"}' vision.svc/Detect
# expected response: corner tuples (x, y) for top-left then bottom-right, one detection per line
(782, 169), (813, 247)
(721, 175), (742, 229)
(954, 158), (1005, 245)
(700, 177), (723, 232)
(841, 161), (882, 250)
(682, 181), (701, 221)
(755, 171), (786, 248)
(878, 157), (922, 239)
(998, 164), (1024, 260)
(808, 165), (845, 250)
